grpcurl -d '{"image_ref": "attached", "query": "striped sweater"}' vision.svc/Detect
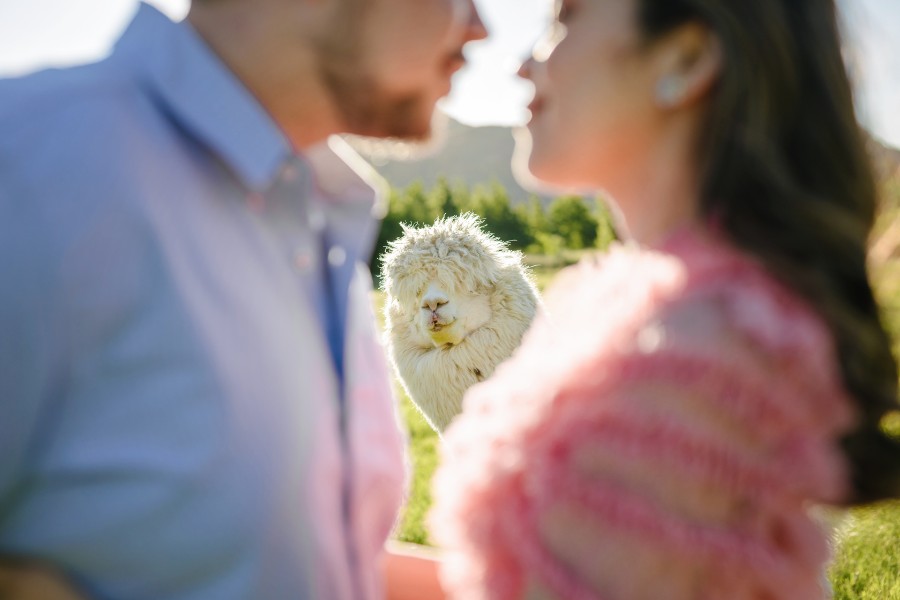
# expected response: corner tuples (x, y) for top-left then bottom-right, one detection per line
(430, 226), (856, 600)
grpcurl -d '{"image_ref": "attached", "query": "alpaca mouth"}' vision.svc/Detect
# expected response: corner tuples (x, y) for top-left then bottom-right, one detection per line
(427, 319), (462, 348)
(428, 319), (455, 332)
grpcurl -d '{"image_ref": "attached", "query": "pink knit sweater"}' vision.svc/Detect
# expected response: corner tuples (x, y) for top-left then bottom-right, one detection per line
(430, 226), (857, 600)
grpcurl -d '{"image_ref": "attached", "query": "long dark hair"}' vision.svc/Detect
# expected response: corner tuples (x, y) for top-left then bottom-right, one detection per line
(639, 0), (900, 504)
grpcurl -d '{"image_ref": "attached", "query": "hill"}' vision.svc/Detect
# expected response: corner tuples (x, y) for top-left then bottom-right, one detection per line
(347, 118), (553, 204)
(349, 118), (900, 206)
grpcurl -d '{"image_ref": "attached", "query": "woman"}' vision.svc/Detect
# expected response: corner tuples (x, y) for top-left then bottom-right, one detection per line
(430, 0), (900, 598)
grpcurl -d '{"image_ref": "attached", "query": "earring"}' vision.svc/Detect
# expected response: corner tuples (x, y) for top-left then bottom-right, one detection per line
(655, 75), (686, 107)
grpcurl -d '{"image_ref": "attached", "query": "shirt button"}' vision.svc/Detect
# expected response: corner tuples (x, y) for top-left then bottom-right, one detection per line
(327, 245), (347, 267)
(294, 250), (313, 272)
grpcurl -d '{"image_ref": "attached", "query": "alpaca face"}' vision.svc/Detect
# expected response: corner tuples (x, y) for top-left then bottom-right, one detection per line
(381, 214), (541, 432)
(415, 278), (492, 348)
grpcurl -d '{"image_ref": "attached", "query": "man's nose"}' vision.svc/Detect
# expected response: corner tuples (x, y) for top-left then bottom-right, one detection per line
(461, 0), (488, 43)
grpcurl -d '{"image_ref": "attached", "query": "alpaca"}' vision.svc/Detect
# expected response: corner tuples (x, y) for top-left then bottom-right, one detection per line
(380, 213), (540, 432)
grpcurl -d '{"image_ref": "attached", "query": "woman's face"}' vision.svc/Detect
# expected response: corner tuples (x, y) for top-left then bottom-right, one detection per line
(519, 0), (664, 191)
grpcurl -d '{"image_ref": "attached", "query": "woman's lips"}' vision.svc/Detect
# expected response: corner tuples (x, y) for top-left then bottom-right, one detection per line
(527, 96), (545, 120)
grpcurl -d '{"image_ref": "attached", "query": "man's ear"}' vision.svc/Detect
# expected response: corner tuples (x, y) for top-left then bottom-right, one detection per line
(653, 22), (722, 109)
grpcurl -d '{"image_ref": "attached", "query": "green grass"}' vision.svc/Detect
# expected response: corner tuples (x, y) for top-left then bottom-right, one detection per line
(371, 290), (442, 545)
(393, 395), (441, 545)
(830, 502), (900, 599)
(523, 250), (585, 290)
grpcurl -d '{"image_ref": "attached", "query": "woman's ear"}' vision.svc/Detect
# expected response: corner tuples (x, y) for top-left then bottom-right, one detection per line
(653, 22), (722, 109)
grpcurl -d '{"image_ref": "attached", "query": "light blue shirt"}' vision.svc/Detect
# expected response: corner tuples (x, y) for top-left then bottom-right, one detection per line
(0, 3), (398, 599)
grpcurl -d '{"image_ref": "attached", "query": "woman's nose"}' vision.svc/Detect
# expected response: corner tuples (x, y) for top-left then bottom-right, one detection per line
(518, 56), (535, 80)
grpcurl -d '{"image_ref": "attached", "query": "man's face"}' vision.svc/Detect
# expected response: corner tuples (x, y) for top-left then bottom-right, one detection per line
(317, 0), (487, 140)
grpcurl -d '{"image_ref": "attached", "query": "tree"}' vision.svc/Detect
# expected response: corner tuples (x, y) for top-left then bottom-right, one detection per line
(427, 177), (459, 220)
(546, 195), (599, 249)
(595, 197), (619, 250)
(463, 183), (534, 250)
(370, 182), (620, 281)
(514, 195), (548, 253)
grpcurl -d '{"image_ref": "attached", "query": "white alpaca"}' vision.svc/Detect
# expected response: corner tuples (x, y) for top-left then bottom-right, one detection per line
(380, 213), (540, 432)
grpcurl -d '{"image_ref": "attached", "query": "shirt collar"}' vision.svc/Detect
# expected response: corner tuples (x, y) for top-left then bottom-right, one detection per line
(305, 136), (389, 214)
(115, 2), (293, 192)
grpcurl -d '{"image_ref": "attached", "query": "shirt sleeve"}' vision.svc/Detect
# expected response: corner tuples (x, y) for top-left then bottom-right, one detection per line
(430, 288), (852, 600)
(0, 184), (66, 506)
(0, 172), (155, 514)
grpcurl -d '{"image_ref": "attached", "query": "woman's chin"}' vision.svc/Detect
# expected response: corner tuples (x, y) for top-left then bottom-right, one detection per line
(512, 128), (558, 193)
(511, 127), (597, 194)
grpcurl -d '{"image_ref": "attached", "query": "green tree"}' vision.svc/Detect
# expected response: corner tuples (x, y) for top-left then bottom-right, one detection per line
(546, 195), (599, 249)
(463, 182), (534, 250)
(514, 195), (548, 253)
(595, 197), (619, 250)
(371, 181), (433, 282)
(371, 181), (621, 280)
(398, 181), (434, 225)
(427, 177), (459, 219)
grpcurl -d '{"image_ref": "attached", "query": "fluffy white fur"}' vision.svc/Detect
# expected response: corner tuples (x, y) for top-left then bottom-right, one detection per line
(380, 213), (540, 432)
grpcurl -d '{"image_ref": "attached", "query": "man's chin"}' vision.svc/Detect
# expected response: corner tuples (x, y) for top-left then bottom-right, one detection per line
(343, 109), (449, 162)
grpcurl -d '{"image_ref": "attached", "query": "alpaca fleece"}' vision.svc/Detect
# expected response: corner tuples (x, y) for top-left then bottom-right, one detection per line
(380, 214), (540, 432)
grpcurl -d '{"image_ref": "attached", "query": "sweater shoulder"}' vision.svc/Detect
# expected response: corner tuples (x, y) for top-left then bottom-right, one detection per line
(471, 228), (855, 450)
(542, 229), (838, 369)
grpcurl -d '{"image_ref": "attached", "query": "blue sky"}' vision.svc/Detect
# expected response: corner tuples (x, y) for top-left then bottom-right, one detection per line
(1, 0), (898, 147)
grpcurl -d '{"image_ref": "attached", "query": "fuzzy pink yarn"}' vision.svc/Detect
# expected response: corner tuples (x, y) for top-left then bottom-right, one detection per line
(430, 226), (856, 600)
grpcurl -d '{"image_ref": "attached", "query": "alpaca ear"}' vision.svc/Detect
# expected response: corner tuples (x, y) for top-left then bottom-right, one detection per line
(653, 21), (722, 109)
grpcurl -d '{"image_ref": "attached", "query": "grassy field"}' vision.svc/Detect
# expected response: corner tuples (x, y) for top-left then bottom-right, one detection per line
(393, 394), (442, 545)
(376, 240), (900, 597)
(829, 502), (900, 599)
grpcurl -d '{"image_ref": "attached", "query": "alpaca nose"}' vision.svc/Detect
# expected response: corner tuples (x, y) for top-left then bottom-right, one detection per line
(422, 287), (449, 312)
(424, 297), (448, 312)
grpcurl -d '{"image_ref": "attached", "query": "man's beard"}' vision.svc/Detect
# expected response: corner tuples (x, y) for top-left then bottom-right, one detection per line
(330, 79), (434, 141)
(343, 110), (451, 163)
(313, 1), (443, 143)
(318, 57), (454, 162)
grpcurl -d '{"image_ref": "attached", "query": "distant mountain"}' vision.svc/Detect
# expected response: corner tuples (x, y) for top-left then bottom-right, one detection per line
(347, 118), (555, 204)
(349, 118), (900, 205)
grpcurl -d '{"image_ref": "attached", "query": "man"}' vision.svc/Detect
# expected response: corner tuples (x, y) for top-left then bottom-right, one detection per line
(0, 0), (485, 598)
